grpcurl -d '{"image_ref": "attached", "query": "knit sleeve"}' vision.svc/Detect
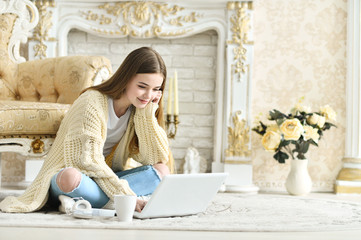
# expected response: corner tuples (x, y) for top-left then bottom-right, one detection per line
(63, 92), (136, 198)
(132, 102), (169, 165)
(64, 134), (136, 198)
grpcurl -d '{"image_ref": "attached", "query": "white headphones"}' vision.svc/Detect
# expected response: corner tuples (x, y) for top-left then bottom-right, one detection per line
(72, 199), (92, 211)
(71, 199), (116, 219)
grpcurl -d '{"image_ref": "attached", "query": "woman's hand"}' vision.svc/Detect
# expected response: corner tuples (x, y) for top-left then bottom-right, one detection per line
(135, 199), (147, 212)
(152, 91), (162, 104)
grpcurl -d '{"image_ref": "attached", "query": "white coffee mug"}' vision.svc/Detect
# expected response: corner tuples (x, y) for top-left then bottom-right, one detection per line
(114, 195), (137, 222)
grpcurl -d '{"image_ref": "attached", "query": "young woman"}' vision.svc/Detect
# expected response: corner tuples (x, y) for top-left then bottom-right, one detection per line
(0, 47), (174, 213)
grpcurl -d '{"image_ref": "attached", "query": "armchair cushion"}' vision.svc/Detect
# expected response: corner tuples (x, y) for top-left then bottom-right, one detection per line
(0, 100), (70, 135)
(16, 55), (111, 104)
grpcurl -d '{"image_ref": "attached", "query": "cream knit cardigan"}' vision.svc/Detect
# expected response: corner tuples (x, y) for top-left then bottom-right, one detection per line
(0, 90), (169, 213)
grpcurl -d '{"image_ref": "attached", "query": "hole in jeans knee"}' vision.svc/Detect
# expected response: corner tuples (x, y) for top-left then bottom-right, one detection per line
(56, 168), (82, 193)
(153, 163), (170, 178)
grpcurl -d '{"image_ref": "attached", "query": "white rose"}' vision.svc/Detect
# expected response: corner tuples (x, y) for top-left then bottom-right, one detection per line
(280, 118), (304, 141)
(261, 131), (281, 152)
(291, 104), (311, 115)
(303, 125), (320, 143)
(307, 113), (326, 128)
(320, 105), (336, 121)
(266, 124), (280, 133)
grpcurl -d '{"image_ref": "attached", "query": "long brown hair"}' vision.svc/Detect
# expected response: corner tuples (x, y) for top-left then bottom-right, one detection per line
(85, 47), (174, 172)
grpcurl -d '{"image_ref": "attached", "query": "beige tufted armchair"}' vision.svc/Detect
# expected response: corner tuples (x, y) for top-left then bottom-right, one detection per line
(0, 0), (112, 188)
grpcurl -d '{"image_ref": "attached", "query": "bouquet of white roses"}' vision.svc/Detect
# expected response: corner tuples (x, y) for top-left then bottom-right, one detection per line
(252, 99), (337, 164)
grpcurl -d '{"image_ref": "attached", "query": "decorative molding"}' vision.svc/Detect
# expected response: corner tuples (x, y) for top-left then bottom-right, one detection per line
(225, 110), (251, 158)
(0, 0), (39, 63)
(335, 0), (361, 193)
(80, 1), (202, 38)
(31, 139), (44, 153)
(224, 1), (253, 166)
(0, 138), (54, 157)
(222, 1), (254, 192)
(30, 0), (56, 58)
(227, 1), (252, 82)
(343, 0), (361, 159)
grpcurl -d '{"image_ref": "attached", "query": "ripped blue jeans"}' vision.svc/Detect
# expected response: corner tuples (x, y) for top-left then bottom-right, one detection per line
(49, 165), (161, 208)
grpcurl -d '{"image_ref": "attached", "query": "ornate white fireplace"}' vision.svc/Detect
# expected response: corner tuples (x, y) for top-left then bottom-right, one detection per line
(27, 0), (257, 192)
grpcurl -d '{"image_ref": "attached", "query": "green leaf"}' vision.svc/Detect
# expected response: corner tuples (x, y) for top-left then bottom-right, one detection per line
(322, 122), (337, 131)
(308, 139), (318, 147)
(269, 109), (287, 121)
(276, 119), (284, 126)
(279, 140), (292, 148)
(273, 151), (289, 164)
(252, 121), (267, 135)
(293, 141), (310, 154)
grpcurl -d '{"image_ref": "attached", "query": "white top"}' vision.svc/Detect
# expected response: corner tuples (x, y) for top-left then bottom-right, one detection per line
(103, 97), (132, 157)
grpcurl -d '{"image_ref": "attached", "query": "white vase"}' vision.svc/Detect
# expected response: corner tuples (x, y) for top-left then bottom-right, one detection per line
(285, 159), (312, 196)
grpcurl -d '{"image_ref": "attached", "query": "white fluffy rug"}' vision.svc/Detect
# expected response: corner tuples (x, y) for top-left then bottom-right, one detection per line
(1, 193), (361, 232)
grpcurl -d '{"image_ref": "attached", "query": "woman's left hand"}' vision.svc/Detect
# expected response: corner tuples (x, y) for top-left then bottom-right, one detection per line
(152, 91), (162, 104)
(135, 199), (147, 212)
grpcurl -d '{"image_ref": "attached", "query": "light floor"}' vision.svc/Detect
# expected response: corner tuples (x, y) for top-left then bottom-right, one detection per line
(1, 192), (361, 240)
(1, 227), (361, 240)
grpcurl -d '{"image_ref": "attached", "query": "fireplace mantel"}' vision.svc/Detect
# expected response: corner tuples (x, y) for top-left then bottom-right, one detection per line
(28, 0), (256, 192)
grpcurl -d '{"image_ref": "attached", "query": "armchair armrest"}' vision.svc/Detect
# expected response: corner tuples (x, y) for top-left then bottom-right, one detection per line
(17, 56), (112, 104)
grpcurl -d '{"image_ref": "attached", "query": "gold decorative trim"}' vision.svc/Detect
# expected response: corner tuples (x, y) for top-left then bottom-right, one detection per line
(26, 5), (36, 23)
(342, 157), (361, 164)
(31, 139), (44, 153)
(334, 185), (361, 194)
(224, 159), (252, 164)
(225, 111), (251, 158)
(80, 1), (201, 38)
(30, 0), (56, 59)
(227, 1), (252, 82)
(336, 168), (361, 181)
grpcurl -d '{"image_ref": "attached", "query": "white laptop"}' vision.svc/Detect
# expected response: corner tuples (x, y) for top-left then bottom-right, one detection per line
(133, 173), (228, 219)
